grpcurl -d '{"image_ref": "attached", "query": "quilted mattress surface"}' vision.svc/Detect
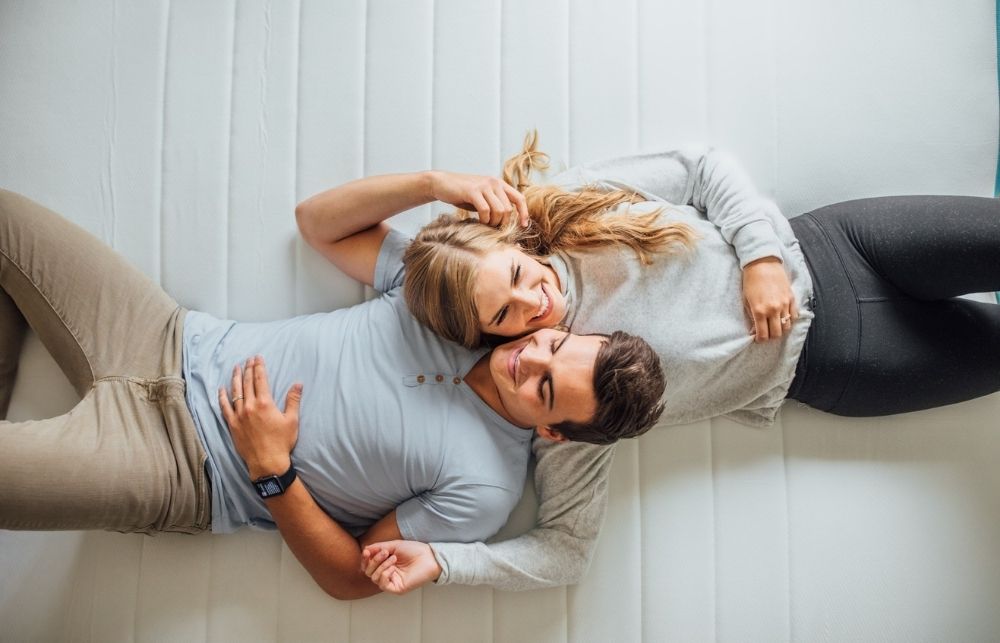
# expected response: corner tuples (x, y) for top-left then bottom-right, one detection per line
(1, 1), (998, 641)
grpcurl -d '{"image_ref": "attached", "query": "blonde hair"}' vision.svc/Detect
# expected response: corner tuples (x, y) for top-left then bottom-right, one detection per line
(404, 131), (698, 348)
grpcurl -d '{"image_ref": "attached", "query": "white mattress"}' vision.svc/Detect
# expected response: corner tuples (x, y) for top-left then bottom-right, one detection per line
(1, 1), (998, 641)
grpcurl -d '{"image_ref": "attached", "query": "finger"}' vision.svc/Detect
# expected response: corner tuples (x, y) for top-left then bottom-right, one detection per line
(767, 314), (783, 339)
(504, 184), (530, 226)
(386, 569), (405, 594)
(372, 555), (398, 586)
(470, 193), (491, 223)
(492, 186), (514, 221)
(753, 312), (770, 342)
(254, 355), (272, 403)
(243, 356), (256, 402)
(482, 190), (506, 226)
(218, 388), (236, 426)
(364, 549), (389, 577)
(790, 299), (800, 323)
(284, 383), (304, 422)
(231, 364), (244, 403)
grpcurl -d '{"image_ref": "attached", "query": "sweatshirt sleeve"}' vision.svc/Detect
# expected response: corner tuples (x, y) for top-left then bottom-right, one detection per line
(551, 146), (785, 268)
(429, 439), (615, 591)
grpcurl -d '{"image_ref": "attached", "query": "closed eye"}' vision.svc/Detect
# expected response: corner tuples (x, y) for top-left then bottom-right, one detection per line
(538, 335), (567, 409)
(489, 260), (521, 328)
(537, 373), (552, 409)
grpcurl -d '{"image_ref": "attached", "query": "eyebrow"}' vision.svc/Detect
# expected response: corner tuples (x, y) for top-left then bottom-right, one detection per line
(488, 259), (517, 327)
(540, 334), (570, 410)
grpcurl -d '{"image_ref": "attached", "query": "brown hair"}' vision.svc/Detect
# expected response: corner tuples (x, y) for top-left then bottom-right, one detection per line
(551, 331), (667, 445)
(403, 131), (698, 349)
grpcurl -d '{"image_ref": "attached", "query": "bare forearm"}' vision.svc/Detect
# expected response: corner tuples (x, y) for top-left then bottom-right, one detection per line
(265, 481), (379, 600)
(295, 172), (436, 245)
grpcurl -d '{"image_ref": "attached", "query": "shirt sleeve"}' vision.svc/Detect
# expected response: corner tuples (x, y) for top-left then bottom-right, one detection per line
(395, 482), (521, 544)
(429, 439), (615, 591)
(373, 227), (413, 293)
(550, 146), (785, 268)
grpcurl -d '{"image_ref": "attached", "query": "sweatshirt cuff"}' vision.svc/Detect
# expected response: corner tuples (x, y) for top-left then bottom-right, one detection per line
(429, 542), (453, 585)
(731, 219), (783, 268)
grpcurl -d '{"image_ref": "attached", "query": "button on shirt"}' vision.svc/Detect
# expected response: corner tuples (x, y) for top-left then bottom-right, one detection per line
(182, 229), (532, 542)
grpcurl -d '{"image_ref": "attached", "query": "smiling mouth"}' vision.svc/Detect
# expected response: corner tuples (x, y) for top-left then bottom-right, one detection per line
(507, 344), (526, 382)
(531, 286), (552, 322)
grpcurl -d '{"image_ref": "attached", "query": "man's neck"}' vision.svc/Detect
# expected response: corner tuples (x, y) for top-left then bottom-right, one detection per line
(464, 353), (527, 428)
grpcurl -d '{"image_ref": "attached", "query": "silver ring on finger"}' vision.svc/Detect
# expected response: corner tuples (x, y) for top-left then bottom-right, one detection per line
(232, 395), (244, 403)
(780, 315), (791, 325)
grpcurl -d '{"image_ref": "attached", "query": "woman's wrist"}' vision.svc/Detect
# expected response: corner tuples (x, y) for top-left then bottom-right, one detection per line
(421, 170), (441, 202)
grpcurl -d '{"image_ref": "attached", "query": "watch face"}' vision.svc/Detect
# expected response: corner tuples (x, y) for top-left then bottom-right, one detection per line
(256, 477), (283, 498)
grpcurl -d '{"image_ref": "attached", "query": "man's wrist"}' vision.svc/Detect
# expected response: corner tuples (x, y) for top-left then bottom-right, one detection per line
(248, 456), (292, 481)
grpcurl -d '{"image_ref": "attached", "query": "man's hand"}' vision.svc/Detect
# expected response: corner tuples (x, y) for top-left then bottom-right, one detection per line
(219, 355), (303, 478)
(361, 540), (442, 595)
(742, 256), (798, 342)
(427, 170), (529, 227)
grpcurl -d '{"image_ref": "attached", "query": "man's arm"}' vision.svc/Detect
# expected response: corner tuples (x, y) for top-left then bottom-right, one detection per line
(264, 483), (401, 600)
(363, 439), (616, 592)
(219, 356), (400, 600)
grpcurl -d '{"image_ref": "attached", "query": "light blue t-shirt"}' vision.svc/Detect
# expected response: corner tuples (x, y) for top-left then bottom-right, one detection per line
(182, 229), (532, 542)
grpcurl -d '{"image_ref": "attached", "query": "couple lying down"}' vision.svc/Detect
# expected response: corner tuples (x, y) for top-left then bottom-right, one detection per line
(2, 135), (998, 599)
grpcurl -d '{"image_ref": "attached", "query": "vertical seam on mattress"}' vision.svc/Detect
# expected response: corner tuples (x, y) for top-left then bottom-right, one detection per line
(995, 0), (999, 198)
(429, 0), (436, 192)
(703, 0), (712, 135)
(632, 0), (640, 152)
(156, 0), (172, 286)
(293, 0), (301, 313)
(497, 0), (504, 169)
(224, 1), (238, 320)
(565, 0), (572, 165)
(363, 0), (371, 177)
(770, 0), (779, 203)
(781, 416), (794, 643)
(709, 419), (719, 642)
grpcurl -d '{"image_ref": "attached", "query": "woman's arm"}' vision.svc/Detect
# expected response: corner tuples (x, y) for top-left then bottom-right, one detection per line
(363, 439), (615, 592)
(296, 172), (527, 287)
(554, 146), (798, 340)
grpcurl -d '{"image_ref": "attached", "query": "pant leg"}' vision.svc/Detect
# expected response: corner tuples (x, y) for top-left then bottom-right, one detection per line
(0, 288), (28, 419)
(789, 198), (1000, 416)
(0, 190), (208, 532)
(0, 377), (210, 533)
(805, 195), (1000, 299)
(0, 189), (183, 395)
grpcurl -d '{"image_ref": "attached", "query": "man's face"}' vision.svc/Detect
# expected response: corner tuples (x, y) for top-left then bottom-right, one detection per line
(489, 328), (603, 430)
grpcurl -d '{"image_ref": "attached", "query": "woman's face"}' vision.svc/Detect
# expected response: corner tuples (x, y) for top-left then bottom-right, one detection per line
(472, 246), (567, 337)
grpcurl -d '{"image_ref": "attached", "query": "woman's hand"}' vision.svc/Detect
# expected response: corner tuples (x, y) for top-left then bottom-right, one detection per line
(742, 257), (798, 342)
(427, 170), (529, 227)
(361, 540), (442, 595)
(218, 356), (303, 479)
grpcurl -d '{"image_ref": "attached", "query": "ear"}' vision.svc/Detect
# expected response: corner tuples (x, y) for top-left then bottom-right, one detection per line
(535, 425), (568, 443)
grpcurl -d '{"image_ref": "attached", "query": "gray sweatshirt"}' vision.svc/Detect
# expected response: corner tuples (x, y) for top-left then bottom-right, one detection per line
(431, 146), (814, 590)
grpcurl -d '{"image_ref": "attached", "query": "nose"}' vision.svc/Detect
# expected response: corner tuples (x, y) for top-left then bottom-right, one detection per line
(517, 337), (548, 377)
(511, 286), (540, 321)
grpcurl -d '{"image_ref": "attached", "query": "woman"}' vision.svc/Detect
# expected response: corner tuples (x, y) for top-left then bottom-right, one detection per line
(404, 133), (1000, 420)
(356, 133), (1000, 593)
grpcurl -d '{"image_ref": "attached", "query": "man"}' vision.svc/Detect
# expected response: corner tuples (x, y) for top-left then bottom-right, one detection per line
(0, 187), (665, 602)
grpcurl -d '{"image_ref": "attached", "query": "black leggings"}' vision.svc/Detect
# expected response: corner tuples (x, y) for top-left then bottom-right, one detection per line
(787, 196), (1000, 416)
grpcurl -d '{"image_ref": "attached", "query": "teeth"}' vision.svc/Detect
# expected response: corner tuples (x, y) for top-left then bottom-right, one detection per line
(535, 292), (549, 320)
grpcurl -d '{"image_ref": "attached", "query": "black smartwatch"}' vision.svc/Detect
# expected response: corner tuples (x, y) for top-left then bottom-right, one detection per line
(252, 464), (297, 499)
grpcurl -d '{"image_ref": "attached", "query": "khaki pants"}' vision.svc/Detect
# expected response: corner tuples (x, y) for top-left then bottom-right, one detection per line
(0, 190), (210, 534)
